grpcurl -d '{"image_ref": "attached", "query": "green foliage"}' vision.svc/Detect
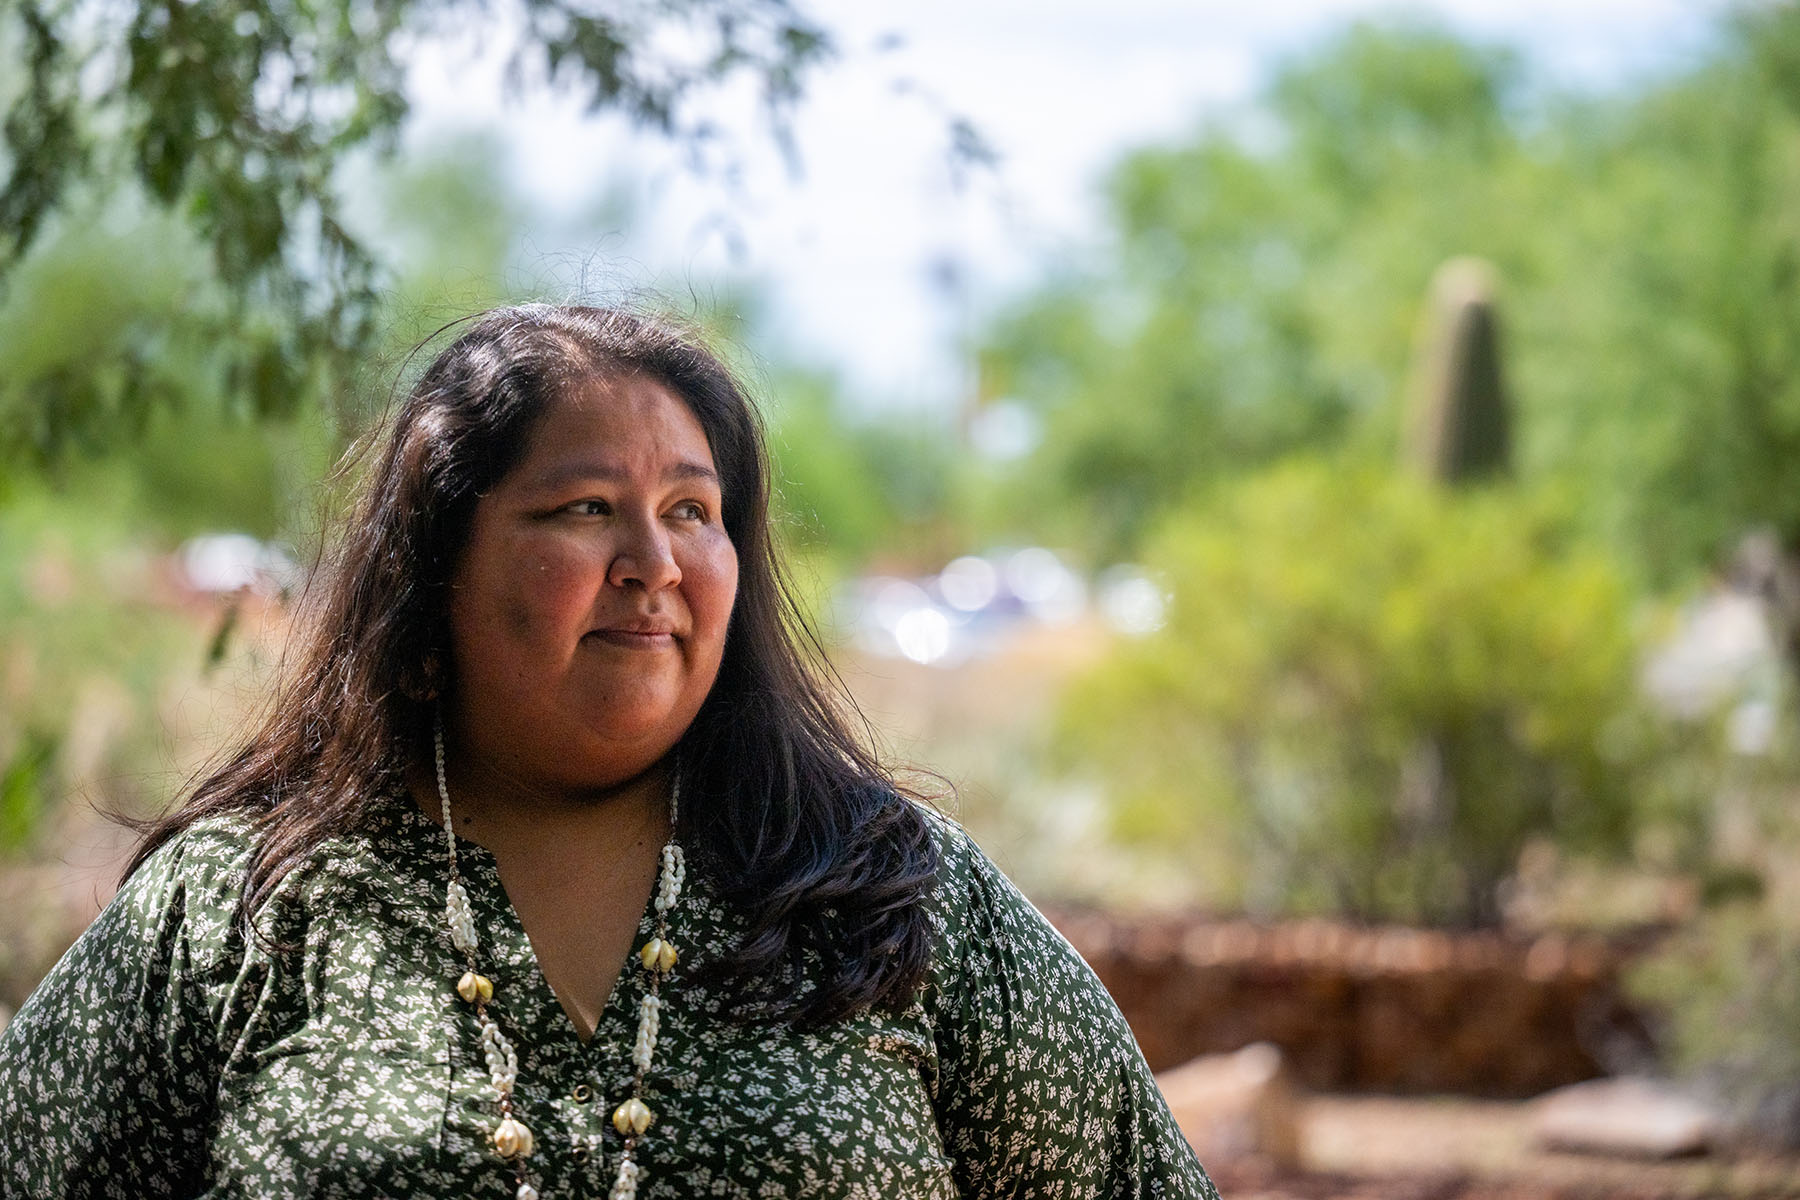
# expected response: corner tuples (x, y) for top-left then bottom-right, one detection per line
(0, 0), (833, 464)
(764, 373), (960, 575)
(1269, 22), (1522, 199)
(0, 730), (56, 855)
(978, 20), (1523, 559)
(0, 485), (208, 852)
(0, 195), (219, 467)
(1059, 460), (1652, 924)
(977, 9), (1800, 587)
(1515, 15), (1800, 588)
(1630, 902), (1800, 1145)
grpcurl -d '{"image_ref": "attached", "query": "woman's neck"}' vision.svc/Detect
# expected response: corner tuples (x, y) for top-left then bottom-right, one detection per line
(407, 753), (672, 860)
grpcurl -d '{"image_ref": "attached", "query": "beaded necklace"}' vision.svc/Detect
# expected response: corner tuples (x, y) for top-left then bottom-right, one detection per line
(435, 719), (686, 1200)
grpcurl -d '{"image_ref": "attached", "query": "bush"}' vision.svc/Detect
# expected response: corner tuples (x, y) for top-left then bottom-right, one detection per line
(1059, 460), (1653, 924)
(1629, 901), (1800, 1147)
(0, 489), (204, 853)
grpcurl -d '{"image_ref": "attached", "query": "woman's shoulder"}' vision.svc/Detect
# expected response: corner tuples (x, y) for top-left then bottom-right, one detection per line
(908, 805), (1145, 1051)
(10, 811), (269, 1027)
(910, 803), (1028, 897)
(124, 788), (429, 903)
(116, 810), (262, 920)
(910, 801), (982, 884)
(896, 819), (1221, 1198)
(102, 797), (425, 978)
(909, 803), (1071, 952)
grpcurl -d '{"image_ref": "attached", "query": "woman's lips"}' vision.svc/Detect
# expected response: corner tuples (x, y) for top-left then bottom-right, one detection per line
(585, 628), (678, 649)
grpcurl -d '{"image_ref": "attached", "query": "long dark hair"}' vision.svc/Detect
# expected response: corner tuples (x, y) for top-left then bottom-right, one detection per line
(126, 304), (941, 1025)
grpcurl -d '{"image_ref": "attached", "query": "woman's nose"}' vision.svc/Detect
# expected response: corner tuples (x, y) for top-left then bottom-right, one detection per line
(607, 518), (682, 592)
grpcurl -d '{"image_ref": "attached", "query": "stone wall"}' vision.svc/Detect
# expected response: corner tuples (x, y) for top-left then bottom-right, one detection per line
(1048, 910), (1652, 1097)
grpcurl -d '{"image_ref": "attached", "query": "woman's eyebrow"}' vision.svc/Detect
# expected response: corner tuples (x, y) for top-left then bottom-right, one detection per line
(665, 461), (722, 486)
(530, 460), (721, 490)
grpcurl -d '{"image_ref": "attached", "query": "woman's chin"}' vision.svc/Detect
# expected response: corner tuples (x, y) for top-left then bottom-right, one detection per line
(565, 707), (690, 763)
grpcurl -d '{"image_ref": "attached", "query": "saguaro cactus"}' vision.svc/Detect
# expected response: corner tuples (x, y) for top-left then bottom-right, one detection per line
(1405, 257), (1511, 484)
(1398, 257), (1514, 921)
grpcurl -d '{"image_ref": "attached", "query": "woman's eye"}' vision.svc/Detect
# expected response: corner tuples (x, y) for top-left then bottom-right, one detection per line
(671, 501), (706, 521)
(570, 499), (610, 516)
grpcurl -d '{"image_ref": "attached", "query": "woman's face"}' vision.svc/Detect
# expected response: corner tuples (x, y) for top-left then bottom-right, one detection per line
(444, 373), (739, 796)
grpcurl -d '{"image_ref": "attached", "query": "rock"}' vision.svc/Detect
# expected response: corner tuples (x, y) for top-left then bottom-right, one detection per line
(1533, 1077), (1719, 1158)
(1157, 1042), (1302, 1168)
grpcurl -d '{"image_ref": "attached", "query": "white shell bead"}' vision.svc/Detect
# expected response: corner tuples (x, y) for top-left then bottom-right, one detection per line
(654, 845), (685, 912)
(446, 879), (478, 954)
(632, 993), (662, 1071)
(610, 1157), (640, 1200)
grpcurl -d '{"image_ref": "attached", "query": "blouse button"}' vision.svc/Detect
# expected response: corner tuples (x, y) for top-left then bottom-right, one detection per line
(572, 1084), (593, 1104)
(570, 1142), (592, 1164)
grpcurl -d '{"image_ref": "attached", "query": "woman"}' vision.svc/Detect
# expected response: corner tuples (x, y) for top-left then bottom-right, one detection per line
(0, 305), (1218, 1199)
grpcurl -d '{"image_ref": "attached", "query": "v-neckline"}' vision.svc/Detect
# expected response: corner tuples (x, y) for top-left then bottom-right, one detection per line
(381, 787), (662, 1055)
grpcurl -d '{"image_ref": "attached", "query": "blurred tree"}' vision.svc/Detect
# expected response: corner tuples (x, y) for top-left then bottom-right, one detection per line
(1526, 1), (1800, 668)
(1630, 900), (1800, 1147)
(0, 0), (832, 464)
(1058, 461), (1649, 925)
(764, 369), (960, 576)
(1512, 3), (1800, 594)
(974, 7), (1800, 601)
(0, 132), (535, 538)
(976, 22), (1522, 559)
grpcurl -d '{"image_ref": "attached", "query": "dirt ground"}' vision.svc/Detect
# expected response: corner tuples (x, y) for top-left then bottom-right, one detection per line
(1206, 1095), (1800, 1200)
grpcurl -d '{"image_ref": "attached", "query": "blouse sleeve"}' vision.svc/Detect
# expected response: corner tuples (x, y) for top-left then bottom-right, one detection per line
(0, 824), (251, 1198)
(925, 825), (1220, 1200)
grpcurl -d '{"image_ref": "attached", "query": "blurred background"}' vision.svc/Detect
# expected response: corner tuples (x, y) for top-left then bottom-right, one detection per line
(4, 0), (1800, 1194)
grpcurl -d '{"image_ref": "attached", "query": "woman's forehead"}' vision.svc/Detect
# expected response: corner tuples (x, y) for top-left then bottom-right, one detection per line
(506, 374), (721, 490)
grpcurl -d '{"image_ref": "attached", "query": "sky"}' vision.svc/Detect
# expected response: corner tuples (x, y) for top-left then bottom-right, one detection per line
(404, 0), (1730, 411)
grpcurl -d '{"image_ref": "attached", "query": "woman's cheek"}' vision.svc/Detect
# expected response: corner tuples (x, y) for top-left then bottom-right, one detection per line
(500, 537), (605, 640)
(693, 533), (740, 631)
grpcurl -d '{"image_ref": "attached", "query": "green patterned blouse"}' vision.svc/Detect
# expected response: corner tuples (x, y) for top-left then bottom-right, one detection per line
(0, 790), (1218, 1199)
